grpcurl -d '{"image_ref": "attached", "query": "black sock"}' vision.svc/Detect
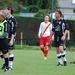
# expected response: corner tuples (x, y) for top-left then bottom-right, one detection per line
(64, 48), (66, 51)
(4, 58), (9, 69)
(9, 57), (14, 61)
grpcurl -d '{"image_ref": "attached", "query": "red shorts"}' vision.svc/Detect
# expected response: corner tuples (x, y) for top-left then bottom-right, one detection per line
(40, 36), (51, 46)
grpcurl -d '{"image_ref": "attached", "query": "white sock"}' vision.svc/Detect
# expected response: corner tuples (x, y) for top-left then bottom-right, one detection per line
(57, 53), (63, 64)
(9, 54), (14, 68)
(62, 52), (67, 61)
(9, 61), (13, 68)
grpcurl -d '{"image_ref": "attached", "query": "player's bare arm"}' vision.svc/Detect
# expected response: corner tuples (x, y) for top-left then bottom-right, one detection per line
(67, 30), (70, 40)
(61, 30), (68, 41)
(9, 34), (15, 46)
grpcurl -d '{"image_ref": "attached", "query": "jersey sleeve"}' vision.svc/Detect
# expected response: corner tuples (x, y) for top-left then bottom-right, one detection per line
(11, 18), (17, 35)
(38, 23), (42, 37)
(66, 23), (69, 30)
(49, 23), (52, 32)
(64, 20), (69, 31)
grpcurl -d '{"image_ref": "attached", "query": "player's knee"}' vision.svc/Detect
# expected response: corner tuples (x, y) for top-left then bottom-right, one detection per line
(40, 45), (44, 49)
(45, 46), (48, 50)
(9, 54), (14, 61)
(8, 50), (13, 55)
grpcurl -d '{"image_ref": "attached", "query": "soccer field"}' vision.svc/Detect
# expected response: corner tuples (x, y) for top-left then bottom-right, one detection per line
(0, 46), (75, 75)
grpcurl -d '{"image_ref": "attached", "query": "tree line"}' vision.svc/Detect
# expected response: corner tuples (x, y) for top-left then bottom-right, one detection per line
(0, 0), (58, 13)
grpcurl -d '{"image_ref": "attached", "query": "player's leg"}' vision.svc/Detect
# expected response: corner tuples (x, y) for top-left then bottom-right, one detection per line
(3, 53), (9, 72)
(40, 45), (45, 54)
(70, 55), (75, 64)
(40, 37), (45, 55)
(58, 36), (67, 66)
(56, 47), (63, 66)
(0, 51), (5, 69)
(8, 38), (16, 70)
(59, 45), (67, 66)
(63, 38), (67, 65)
(63, 38), (66, 53)
(8, 45), (14, 70)
(44, 46), (49, 59)
(2, 39), (9, 72)
(54, 36), (63, 66)
(44, 36), (51, 59)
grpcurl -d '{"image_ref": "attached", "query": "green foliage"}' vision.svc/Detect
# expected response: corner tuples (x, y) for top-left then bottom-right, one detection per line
(0, 0), (24, 13)
(22, 0), (58, 10)
(73, 9), (75, 13)
(35, 9), (50, 18)
(22, 5), (40, 13)
(0, 0), (59, 13)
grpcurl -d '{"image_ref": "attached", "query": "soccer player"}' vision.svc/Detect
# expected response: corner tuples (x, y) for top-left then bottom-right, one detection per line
(5, 6), (17, 70)
(61, 14), (70, 52)
(38, 15), (52, 59)
(0, 10), (10, 72)
(51, 10), (68, 66)
(1, 6), (17, 70)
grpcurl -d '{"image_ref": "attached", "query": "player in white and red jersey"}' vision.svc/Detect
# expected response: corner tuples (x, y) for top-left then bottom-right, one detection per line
(38, 15), (52, 59)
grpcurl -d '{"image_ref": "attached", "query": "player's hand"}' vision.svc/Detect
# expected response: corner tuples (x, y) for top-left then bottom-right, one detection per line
(51, 36), (54, 41)
(67, 36), (70, 40)
(61, 36), (65, 41)
(9, 40), (13, 46)
(38, 36), (41, 39)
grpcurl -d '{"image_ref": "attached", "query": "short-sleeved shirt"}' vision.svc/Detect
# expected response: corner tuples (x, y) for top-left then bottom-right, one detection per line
(52, 19), (68, 36)
(6, 16), (17, 39)
(52, 19), (68, 47)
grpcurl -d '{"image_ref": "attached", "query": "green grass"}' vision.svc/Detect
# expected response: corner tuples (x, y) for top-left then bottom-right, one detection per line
(0, 46), (75, 75)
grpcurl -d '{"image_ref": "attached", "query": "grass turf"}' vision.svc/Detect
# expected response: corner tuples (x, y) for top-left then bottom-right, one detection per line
(0, 46), (75, 75)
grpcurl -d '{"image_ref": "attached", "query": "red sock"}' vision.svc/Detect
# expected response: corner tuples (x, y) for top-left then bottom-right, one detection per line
(44, 50), (48, 57)
(40, 48), (45, 54)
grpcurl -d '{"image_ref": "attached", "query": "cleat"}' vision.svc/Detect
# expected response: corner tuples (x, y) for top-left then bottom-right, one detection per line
(9, 67), (12, 71)
(57, 62), (63, 66)
(44, 57), (47, 60)
(1, 64), (5, 69)
(4, 68), (10, 73)
(63, 61), (67, 66)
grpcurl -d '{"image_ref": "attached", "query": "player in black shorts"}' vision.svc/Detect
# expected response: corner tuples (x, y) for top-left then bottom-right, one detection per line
(51, 10), (68, 66)
(0, 10), (10, 72)
(0, 6), (17, 70)
(5, 6), (17, 70)
(61, 14), (70, 52)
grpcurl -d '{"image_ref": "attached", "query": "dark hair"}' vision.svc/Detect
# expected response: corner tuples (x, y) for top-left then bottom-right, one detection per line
(45, 14), (50, 19)
(56, 10), (62, 17)
(6, 6), (14, 14)
(61, 14), (64, 18)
